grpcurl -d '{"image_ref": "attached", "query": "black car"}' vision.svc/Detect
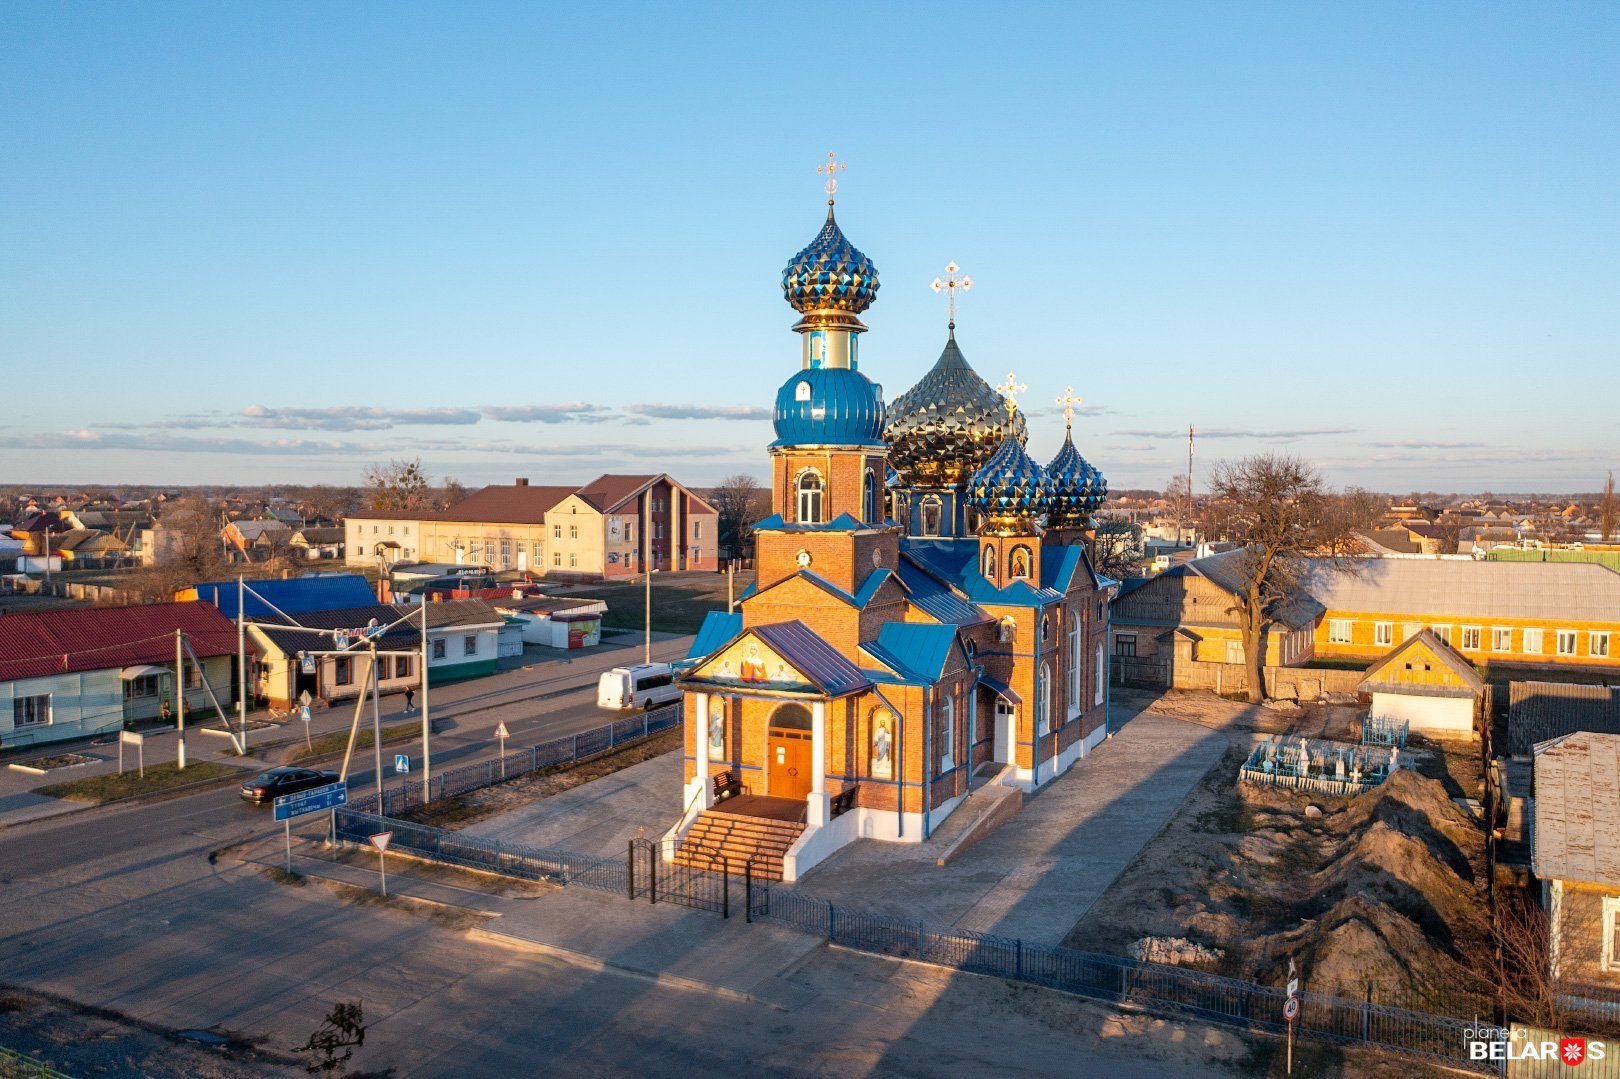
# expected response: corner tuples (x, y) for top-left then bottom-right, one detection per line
(240, 767), (342, 804)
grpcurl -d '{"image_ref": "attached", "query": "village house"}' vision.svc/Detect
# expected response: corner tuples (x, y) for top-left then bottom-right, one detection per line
(342, 474), (718, 580)
(1356, 628), (1484, 737)
(1532, 732), (1620, 998)
(0, 603), (245, 748)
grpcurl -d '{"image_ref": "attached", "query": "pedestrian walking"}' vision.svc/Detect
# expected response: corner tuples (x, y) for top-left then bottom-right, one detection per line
(403, 685), (416, 713)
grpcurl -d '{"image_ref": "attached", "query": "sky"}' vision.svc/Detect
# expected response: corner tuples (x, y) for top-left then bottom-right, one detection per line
(2, 3), (1617, 494)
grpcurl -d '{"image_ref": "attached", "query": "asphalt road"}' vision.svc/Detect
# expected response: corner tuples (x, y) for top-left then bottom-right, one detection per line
(0, 632), (694, 882)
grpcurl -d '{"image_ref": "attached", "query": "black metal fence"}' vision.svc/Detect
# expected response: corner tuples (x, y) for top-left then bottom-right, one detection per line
(348, 703), (682, 816)
(750, 886), (1495, 1075)
(628, 837), (731, 917)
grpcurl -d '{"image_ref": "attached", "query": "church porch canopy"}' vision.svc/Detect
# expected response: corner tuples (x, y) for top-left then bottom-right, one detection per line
(678, 619), (872, 701)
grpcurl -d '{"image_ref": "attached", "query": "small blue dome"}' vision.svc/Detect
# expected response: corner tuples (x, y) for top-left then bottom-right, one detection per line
(1047, 431), (1108, 527)
(781, 207), (880, 315)
(967, 432), (1056, 529)
(772, 368), (886, 447)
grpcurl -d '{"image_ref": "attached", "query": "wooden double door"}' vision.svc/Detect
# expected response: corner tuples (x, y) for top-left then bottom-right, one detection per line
(767, 703), (814, 800)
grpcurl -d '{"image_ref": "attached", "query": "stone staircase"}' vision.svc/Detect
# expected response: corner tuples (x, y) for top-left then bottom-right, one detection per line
(675, 809), (806, 881)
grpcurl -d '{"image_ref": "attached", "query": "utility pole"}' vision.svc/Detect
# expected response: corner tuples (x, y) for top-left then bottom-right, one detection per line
(370, 639), (384, 806)
(643, 568), (654, 665)
(174, 628), (187, 769)
(419, 603), (431, 803)
(237, 576), (248, 750)
(1186, 424), (1196, 547)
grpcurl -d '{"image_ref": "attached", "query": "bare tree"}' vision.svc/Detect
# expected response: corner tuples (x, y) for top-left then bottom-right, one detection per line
(299, 485), (357, 525)
(436, 476), (468, 511)
(1602, 471), (1617, 542)
(1164, 474), (1193, 545)
(133, 496), (231, 599)
(1208, 453), (1358, 703)
(362, 457), (432, 512)
(709, 474), (766, 560)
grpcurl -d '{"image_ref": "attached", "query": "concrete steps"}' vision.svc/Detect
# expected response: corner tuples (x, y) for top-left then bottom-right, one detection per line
(675, 811), (805, 881)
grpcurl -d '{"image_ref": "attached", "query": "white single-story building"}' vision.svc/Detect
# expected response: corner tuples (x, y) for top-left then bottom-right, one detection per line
(1357, 628), (1484, 737)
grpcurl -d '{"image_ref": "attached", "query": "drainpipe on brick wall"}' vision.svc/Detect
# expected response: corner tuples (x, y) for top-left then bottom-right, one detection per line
(922, 684), (932, 840)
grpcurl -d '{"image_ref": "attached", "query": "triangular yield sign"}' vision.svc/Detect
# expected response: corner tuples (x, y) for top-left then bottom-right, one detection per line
(369, 831), (392, 853)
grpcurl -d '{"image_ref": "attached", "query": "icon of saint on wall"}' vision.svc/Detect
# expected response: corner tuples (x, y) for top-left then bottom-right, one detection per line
(708, 699), (725, 756)
(740, 642), (767, 682)
(871, 711), (894, 779)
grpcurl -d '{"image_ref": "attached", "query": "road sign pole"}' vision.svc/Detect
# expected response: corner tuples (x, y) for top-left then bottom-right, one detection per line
(368, 831), (392, 897)
(378, 845), (387, 897)
(285, 819), (292, 874)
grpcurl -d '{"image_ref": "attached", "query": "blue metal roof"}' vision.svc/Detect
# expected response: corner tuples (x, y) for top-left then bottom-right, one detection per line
(753, 511), (872, 532)
(752, 621), (871, 698)
(1040, 544), (1090, 594)
(688, 611), (743, 661)
(894, 554), (989, 626)
(852, 567), (899, 607)
(901, 538), (1062, 608)
(978, 673), (1022, 704)
(864, 622), (958, 683)
(772, 368), (886, 448)
(196, 574), (377, 619)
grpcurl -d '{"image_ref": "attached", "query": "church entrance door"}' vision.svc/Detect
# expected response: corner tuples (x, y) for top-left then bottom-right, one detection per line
(994, 698), (1015, 764)
(767, 703), (814, 801)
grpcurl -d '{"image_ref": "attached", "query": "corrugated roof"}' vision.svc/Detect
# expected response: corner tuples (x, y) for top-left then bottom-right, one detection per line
(895, 554), (990, 627)
(1532, 731), (1620, 886)
(574, 474), (658, 513)
(1301, 558), (1620, 623)
(0, 602), (245, 682)
(1509, 681), (1620, 755)
(415, 599), (504, 629)
(251, 604), (417, 655)
(195, 575), (377, 619)
(751, 621), (872, 698)
(689, 611), (744, 660)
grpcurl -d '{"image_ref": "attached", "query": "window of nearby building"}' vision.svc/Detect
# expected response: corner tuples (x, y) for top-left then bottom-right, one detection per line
(395, 656), (412, 679)
(569, 525), (578, 540)
(499, 539), (511, 566)
(1524, 628), (1544, 653)
(1492, 627), (1513, 652)
(553, 525), (561, 539)
(463, 634), (477, 657)
(553, 552), (561, 566)
(796, 470), (825, 524)
(483, 540), (494, 562)
(1557, 629), (1578, 656)
(920, 495), (942, 537)
(1374, 622), (1393, 647)
(1592, 632), (1612, 659)
(1328, 620), (1353, 644)
(1114, 632), (1137, 657)
(1602, 896), (1620, 973)
(693, 520), (701, 539)
(13, 694), (50, 727)
(125, 674), (162, 698)
(1460, 626), (1481, 651)
(333, 657), (352, 686)
(569, 553), (577, 568)
(1431, 625), (1452, 644)
(531, 542), (542, 564)
(431, 638), (446, 660)
(655, 522), (664, 539)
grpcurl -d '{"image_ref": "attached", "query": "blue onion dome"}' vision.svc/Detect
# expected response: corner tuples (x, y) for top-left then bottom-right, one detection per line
(772, 367), (886, 448)
(781, 207), (880, 315)
(1047, 430), (1109, 528)
(884, 328), (1027, 487)
(967, 432), (1056, 535)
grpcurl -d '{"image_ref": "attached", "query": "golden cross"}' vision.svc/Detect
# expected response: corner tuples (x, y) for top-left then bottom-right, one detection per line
(930, 261), (973, 328)
(817, 151), (847, 203)
(996, 372), (1027, 417)
(1056, 386), (1083, 431)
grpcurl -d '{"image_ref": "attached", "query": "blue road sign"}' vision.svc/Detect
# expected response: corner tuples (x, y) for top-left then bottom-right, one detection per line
(394, 754), (410, 774)
(273, 781), (348, 822)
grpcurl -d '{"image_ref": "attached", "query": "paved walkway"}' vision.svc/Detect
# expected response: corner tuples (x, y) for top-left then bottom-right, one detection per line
(462, 748), (681, 856)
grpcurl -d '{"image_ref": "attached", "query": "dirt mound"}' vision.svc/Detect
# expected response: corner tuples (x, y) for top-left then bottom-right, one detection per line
(1310, 820), (1487, 951)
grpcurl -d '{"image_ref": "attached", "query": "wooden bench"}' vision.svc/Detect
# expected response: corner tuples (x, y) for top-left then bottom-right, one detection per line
(712, 769), (743, 803)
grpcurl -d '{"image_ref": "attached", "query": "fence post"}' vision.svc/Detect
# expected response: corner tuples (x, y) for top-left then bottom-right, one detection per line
(1015, 939), (1023, 979)
(828, 902), (835, 942)
(627, 840), (635, 900)
(643, 714), (649, 739)
(917, 920), (926, 960)
(1119, 964), (1127, 1000)
(721, 868), (729, 919)
(745, 861), (752, 923)
(1362, 982), (1371, 1042)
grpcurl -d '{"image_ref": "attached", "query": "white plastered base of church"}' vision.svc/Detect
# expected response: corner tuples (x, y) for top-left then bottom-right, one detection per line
(1369, 691), (1475, 737)
(783, 790), (972, 881)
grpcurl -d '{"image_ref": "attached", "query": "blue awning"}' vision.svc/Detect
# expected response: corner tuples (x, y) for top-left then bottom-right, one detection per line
(978, 674), (1022, 705)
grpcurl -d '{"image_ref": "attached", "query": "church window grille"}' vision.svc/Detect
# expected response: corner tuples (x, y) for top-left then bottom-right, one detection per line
(796, 470), (824, 524)
(920, 496), (942, 537)
(982, 545), (997, 579)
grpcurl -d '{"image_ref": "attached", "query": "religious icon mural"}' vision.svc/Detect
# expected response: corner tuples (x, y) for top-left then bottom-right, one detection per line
(740, 643), (768, 682)
(870, 709), (895, 779)
(695, 634), (803, 689)
(708, 697), (726, 757)
(1009, 545), (1031, 579)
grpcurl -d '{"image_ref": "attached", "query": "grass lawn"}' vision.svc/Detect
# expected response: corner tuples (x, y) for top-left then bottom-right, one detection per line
(587, 571), (751, 635)
(37, 760), (241, 804)
(286, 719), (421, 764)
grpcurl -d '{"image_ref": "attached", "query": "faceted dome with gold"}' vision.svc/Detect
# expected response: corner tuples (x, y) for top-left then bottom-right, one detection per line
(781, 207), (880, 316)
(966, 432), (1056, 535)
(884, 328), (1027, 488)
(1047, 430), (1108, 528)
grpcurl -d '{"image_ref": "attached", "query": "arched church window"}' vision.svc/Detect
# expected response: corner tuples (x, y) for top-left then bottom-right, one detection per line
(863, 467), (878, 524)
(1010, 545), (1032, 579)
(795, 381), (812, 402)
(1038, 663), (1052, 735)
(939, 690), (955, 773)
(920, 496), (942, 537)
(998, 616), (1017, 644)
(981, 545), (997, 579)
(796, 470), (824, 524)
(1067, 611), (1081, 719)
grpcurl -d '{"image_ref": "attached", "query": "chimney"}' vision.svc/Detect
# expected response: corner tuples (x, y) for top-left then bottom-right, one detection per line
(515, 477), (529, 487)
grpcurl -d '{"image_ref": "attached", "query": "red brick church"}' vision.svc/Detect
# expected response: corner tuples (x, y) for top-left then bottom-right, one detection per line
(671, 161), (1114, 881)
